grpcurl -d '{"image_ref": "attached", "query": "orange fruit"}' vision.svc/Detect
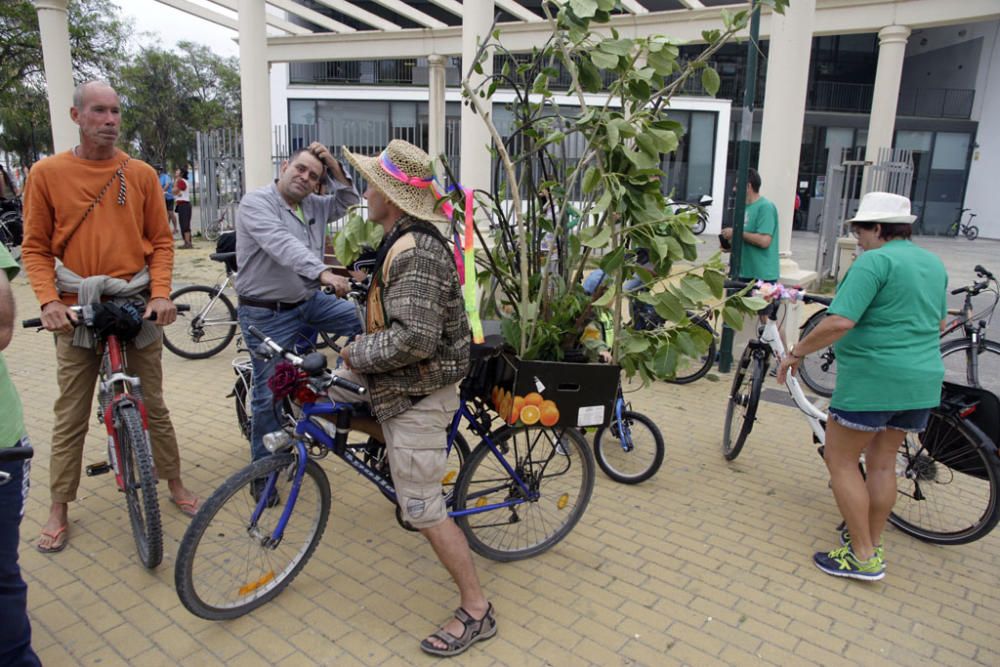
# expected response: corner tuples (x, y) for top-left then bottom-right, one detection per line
(524, 392), (544, 407)
(491, 386), (499, 406)
(520, 404), (541, 425)
(540, 399), (557, 412)
(509, 396), (525, 424)
(539, 403), (560, 427)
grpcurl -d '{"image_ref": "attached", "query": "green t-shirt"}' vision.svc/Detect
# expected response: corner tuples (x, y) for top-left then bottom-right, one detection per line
(739, 196), (780, 282)
(0, 244), (24, 448)
(827, 240), (947, 411)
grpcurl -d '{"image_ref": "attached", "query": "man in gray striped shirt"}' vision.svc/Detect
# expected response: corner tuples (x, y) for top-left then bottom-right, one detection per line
(235, 142), (362, 466)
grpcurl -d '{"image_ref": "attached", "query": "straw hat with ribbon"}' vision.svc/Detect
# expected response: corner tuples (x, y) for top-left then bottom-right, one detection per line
(342, 139), (448, 223)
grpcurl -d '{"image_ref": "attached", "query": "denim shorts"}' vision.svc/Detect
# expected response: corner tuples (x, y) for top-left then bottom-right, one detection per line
(828, 407), (931, 433)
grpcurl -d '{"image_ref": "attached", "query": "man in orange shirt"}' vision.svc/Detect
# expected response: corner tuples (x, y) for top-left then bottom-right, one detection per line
(21, 81), (199, 553)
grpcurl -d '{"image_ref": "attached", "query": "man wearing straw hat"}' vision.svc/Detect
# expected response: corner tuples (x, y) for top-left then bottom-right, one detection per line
(328, 139), (495, 657)
(235, 141), (363, 474)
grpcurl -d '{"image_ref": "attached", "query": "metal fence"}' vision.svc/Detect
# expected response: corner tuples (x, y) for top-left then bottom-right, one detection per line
(195, 128), (244, 240)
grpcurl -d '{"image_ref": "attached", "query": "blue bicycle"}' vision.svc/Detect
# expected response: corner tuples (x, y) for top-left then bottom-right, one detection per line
(174, 329), (595, 620)
(592, 384), (664, 484)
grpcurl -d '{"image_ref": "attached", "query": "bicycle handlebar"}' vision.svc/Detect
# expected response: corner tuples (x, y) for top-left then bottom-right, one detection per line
(209, 252), (236, 263)
(724, 279), (832, 306)
(0, 446), (33, 463)
(245, 325), (365, 395)
(22, 303), (191, 329)
(974, 264), (994, 281)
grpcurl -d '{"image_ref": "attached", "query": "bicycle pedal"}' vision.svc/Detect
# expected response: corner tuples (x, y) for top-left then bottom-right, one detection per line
(86, 462), (112, 476)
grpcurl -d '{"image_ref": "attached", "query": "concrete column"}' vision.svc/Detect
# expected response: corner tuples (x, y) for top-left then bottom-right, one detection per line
(33, 0), (77, 153)
(757, 0), (816, 288)
(238, 0), (272, 190)
(428, 54), (447, 174)
(460, 1), (493, 193)
(864, 25), (911, 178)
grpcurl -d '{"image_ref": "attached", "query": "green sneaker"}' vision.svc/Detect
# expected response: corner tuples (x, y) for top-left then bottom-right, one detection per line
(813, 545), (885, 581)
(839, 529), (885, 563)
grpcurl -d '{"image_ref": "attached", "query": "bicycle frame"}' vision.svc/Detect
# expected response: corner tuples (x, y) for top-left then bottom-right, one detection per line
(755, 311), (828, 443)
(253, 394), (540, 545)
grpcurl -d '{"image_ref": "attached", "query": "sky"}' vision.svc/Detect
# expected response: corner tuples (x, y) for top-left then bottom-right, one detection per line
(117, 0), (240, 58)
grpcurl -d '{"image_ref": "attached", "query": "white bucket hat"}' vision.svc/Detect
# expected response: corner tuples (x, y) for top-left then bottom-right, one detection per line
(848, 192), (917, 224)
(342, 139), (448, 223)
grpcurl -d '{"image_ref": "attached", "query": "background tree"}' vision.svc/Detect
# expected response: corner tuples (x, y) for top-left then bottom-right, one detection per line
(117, 42), (241, 169)
(0, 0), (130, 167)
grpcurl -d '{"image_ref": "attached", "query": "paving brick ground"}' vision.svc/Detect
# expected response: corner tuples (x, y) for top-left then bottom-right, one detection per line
(6, 235), (1000, 666)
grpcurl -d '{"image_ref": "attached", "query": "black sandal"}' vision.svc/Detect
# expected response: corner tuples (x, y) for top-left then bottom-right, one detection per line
(420, 603), (497, 657)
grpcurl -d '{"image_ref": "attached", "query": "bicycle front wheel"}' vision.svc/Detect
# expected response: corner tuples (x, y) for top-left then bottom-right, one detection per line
(454, 425), (594, 562)
(940, 337), (1000, 398)
(886, 410), (1000, 545)
(175, 453), (331, 620)
(594, 410), (664, 484)
(722, 347), (764, 461)
(117, 404), (162, 568)
(796, 309), (836, 398)
(163, 285), (238, 359)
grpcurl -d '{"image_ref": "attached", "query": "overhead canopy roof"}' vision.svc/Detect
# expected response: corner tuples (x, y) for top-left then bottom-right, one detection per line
(157, 0), (1000, 61)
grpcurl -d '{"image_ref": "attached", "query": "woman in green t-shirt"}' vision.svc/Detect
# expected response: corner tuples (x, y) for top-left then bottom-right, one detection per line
(776, 192), (947, 582)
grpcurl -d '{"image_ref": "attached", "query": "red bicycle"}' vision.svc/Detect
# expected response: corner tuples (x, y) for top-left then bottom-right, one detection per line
(24, 301), (189, 568)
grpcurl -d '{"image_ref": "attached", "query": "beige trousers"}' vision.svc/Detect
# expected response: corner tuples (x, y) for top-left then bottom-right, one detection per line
(49, 332), (181, 503)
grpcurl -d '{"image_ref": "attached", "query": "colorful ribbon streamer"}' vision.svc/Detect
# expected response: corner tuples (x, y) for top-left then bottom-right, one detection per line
(377, 151), (484, 343)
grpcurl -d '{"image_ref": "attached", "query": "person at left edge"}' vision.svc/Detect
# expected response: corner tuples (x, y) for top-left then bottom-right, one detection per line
(235, 141), (362, 467)
(0, 242), (41, 666)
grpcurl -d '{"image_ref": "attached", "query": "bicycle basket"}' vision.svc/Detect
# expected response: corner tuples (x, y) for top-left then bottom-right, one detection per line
(922, 382), (1000, 480)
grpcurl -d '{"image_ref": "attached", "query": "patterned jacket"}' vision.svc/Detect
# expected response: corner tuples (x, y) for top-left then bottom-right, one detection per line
(349, 216), (470, 422)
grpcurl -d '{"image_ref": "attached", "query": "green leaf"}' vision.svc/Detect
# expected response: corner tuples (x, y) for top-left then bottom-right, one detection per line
(739, 295), (769, 312)
(606, 121), (619, 148)
(722, 304), (745, 330)
(593, 190), (613, 215)
(635, 133), (660, 158)
(653, 291), (686, 322)
(648, 128), (679, 153)
(531, 72), (550, 95)
(569, 0), (598, 18)
(702, 269), (725, 298)
(701, 67), (721, 96)
(593, 285), (616, 307)
(591, 49), (620, 69)
(680, 275), (713, 303)
(647, 49), (676, 76)
(675, 331), (699, 358)
(599, 38), (633, 56)
(622, 336), (650, 354)
(578, 57), (603, 93)
(582, 166), (601, 194)
(583, 225), (612, 248)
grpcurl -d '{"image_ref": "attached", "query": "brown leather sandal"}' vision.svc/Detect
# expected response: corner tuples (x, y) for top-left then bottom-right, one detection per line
(420, 603), (497, 657)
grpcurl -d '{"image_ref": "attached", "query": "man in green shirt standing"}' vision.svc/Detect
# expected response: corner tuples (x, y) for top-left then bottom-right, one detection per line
(721, 168), (780, 282)
(0, 243), (41, 665)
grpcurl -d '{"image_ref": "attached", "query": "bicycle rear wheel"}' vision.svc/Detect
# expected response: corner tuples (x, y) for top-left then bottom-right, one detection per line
(722, 347), (764, 461)
(232, 360), (253, 440)
(117, 404), (162, 568)
(796, 309), (836, 398)
(594, 409), (664, 484)
(454, 425), (594, 562)
(884, 410), (1000, 545)
(940, 338), (1000, 398)
(163, 285), (238, 359)
(669, 317), (717, 384)
(175, 453), (330, 620)
(964, 225), (979, 241)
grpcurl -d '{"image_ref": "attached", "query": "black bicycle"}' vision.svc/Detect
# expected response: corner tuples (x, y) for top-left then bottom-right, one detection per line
(798, 264), (999, 399)
(947, 207), (979, 241)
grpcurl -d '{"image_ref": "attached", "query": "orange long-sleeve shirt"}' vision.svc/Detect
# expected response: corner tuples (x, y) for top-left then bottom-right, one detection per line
(22, 149), (174, 306)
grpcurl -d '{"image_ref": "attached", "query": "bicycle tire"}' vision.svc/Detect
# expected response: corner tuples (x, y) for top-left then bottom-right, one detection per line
(722, 347), (764, 461)
(175, 453), (330, 620)
(117, 404), (163, 569)
(940, 337), (1000, 398)
(881, 410), (1000, 545)
(163, 285), (238, 359)
(593, 409), (664, 484)
(691, 218), (706, 235)
(203, 217), (222, 242)
(669, 317), (717, 385)
(233, 363), (253, 441)
(0, 211), (19, 250)
(964, 225), (979, 241)
(796, 309), (836, 398)
(453, 425), (594, 562)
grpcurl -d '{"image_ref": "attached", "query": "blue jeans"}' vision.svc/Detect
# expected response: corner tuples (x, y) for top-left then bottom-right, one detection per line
(828, 407), (931, 433)
(0, 436), (41, 667)
(238, 291), (362, 461)
(582, 269), (644, 295)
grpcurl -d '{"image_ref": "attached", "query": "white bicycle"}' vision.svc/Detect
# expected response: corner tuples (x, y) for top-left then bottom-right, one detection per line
(722, 281), (1000, 545)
